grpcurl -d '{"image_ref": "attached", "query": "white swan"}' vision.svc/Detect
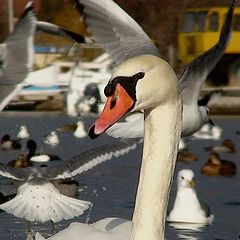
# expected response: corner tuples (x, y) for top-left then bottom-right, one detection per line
(167, 169), (214, 224)
(83, 0), (235, 138)
(36, 56), (182, 240)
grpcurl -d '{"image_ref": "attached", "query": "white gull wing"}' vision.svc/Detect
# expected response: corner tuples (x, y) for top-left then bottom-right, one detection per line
(77, 0), (160, 65)
(0, 3), (35, 86)
(43, 139), (141, 180)
(36, 21), (87, 43)
(179, 0), (235, 105)
(0, 3), (36, 110)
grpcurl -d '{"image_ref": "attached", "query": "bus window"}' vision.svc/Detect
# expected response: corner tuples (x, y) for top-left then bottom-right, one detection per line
(182, 12), (195, 32)
(208, 12), (219, 31)
(182, 11), (208, 32)
(197, 11), (208, 32)
(233, 14), (240, 31)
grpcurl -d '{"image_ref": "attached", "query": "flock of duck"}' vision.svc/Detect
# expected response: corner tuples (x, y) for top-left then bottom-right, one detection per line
(0, 0), (239, 240)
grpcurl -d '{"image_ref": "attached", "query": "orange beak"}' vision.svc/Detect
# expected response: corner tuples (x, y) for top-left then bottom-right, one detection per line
(88, 83), (135, 139)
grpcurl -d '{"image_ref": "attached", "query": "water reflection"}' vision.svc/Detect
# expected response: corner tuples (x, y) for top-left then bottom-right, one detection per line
(168, 222), (206, 240)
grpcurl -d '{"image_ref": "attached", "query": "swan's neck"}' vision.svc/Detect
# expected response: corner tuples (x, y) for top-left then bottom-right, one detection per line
(130, 101), (182, 240)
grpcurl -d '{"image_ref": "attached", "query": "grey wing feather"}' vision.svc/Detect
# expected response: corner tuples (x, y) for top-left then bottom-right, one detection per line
(179, 0), (235, 105)
(0, 163), (29, 181)
(0, 3), (36, 86)
(36, 21), (86, 43)
(43, 139), (141, 180)
(78, 0), (160, 65)
(200, 201), (211, 217)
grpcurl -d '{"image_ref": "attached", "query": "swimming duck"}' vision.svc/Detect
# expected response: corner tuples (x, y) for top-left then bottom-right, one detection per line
(205, 139), (236, 153)
(53, 178), (79, 198)
(7, 154), (32, 168)
(201, 152), (236, 176)
(177, 149), (197, 162)
(1, 135), (21, 150)
(167, 169), (214, 224)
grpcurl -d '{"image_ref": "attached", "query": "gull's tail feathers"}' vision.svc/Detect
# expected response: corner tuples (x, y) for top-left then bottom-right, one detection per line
(0, 180), (92, 223)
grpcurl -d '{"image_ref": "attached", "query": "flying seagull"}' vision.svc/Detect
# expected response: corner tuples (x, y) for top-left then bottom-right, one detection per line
(0, 1), (88, 111)
(0, 139), (139, 226)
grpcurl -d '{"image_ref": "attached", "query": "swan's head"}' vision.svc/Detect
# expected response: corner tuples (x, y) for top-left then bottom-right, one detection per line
(177, 169), (195, 189)
(88, 55), (179, 139)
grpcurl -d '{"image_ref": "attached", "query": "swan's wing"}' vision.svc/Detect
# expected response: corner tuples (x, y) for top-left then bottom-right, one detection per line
(0, 2), (36, 110)
(0, 163), (29, 181)
(106, 112), (144, 138)
(36, 21), (86, 43)
(43, 139), (141, 180)
(179, 0), (235, 105)
(77, 0), (160, 65)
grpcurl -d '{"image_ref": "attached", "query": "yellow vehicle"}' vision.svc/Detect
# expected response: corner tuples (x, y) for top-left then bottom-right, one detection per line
(178, 6), (240, 85)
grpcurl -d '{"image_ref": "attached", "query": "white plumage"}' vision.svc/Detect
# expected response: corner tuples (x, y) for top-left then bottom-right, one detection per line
(44, 131), (59, 146)
(0, 178), (91, 223)
(17, 125), (30, 139)
(167, 169), (214, 224)
(74, 121), (87, 138)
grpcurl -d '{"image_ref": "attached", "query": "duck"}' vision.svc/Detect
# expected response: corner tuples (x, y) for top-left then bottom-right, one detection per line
(26, 139), (61, 163)
(43, 131), (59, 146)
(73, 121), (87, 138)
(17, 125), (30, 139)
(0, 134), (21, 150)
(103, 0), (235, 139)
(201, 152), (236, 176)
(167, 169), (214, 224)
(0, 139), (138, 230)
(53, 178), (79, 198)
(7, 153), (32, 168)
(177, 149), (197, 162)
(56, 122), (78, 132)
(205, 139), (236, 153)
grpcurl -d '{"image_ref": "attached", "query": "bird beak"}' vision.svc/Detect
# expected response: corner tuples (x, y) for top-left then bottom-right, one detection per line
(188, 179), (195, 188)
(88, 83), (134, 139)
(208, 118), (215, 126)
